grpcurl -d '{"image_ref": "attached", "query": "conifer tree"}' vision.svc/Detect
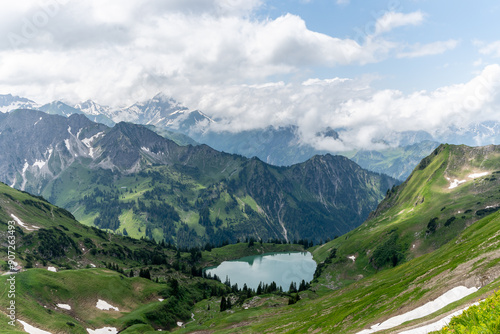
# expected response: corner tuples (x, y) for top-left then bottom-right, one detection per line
(220, 296), (227, 312)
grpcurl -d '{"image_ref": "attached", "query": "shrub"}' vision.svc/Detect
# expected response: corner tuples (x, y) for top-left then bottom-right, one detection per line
(426, 218), (438, 234)
(434, 290), (500, 333)
(372, 233), (405, 268)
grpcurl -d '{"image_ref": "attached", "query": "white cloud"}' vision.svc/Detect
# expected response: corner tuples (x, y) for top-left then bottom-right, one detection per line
(0, 2), (402, 106)
(189, 65), (500, 151)
(2, 1), (494, 152)
(479, 40), (500, 58)
(397, 39), (459, 58)
(373, 11), (425, 36)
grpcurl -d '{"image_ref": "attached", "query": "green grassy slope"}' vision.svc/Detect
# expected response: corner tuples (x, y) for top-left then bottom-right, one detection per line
(312, 144), (500, 288)
(1, 269), (163, 333)
(0, 182), (306, 333)
(177, 206), (500, 333)
(173, 144), (500, 333)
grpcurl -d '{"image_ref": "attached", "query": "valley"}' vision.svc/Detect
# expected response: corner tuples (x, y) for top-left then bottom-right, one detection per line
(2, 1), (500, 332)
(2, 140), (500, 333)
(2, 108), (500, 333)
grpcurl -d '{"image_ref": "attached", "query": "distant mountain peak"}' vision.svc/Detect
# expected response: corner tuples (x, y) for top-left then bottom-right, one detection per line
(74, 100), (111, 116)
(0, 94), (40, 113)
(151, 92), (177, 104)
(39, 101), (83, 117)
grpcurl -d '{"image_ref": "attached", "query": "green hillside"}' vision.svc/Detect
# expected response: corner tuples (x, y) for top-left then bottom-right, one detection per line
(176, 191), (500, 333)
(0, 182), (305, 333)
(170, 144), (500, 333)
(312, 144), (500, 287)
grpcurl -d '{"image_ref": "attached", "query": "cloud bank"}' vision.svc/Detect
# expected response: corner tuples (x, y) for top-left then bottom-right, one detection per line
(0, 0), (498, 151)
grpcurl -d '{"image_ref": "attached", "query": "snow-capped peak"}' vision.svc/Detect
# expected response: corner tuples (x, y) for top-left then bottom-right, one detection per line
(74, 100), (111, 116)
(0, 94), (40, 113)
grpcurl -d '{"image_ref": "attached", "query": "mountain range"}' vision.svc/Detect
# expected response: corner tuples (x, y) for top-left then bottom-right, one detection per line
(7, 92), (500, 181)
(0, 109), (396, 247)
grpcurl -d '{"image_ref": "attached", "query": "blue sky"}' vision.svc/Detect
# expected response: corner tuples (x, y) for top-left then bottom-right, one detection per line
(1, 0), (500, 150)
(258, 0), (500, 92)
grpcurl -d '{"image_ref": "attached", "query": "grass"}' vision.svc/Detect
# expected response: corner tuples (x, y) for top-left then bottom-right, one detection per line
(119, 209), (146, 239)
(0, 268), (165, 333)
(175, 210), (500, 332)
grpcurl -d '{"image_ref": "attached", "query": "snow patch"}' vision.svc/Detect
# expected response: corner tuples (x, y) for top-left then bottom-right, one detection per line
(64, 139), (71, 152)
(57, 304), (71, 310)
(469, 172), (489, 179)
(158, 298), (164, 302)
(446, 172), (490, 189)
(399, 301), (481, 334)
(33, 159), (47, 169)
(10, 214), (40, 231)
(169, 109), (188, 116)
(82, 132), (104, 147)
(177, 322), (183, 327)
(86, 327), (118, 334)
(34, 117), (43, 126)
(18, 320), (52, 334)
(21, 161), (29, 190)
(348, 255), (356, 262)
(96, 299), (119, 311)
(33, 148), (53, 169)
(90, 263), (96, 268)
(67, 126), (72, 135)
(356, 286), (478, 334)
(47, 267), (57, 272)
(446, 177), (466, 189)
(141, 146), (150, 152)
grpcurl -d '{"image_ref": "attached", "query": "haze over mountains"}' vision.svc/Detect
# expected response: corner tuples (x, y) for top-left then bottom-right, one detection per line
(5, 92), (500, 181)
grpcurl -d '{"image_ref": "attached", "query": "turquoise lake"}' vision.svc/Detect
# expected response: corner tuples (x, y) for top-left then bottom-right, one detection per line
(204, 252), (317, 291)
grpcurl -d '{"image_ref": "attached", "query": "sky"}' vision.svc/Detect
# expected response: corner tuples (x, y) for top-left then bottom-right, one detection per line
(1, 0), (500, 150)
